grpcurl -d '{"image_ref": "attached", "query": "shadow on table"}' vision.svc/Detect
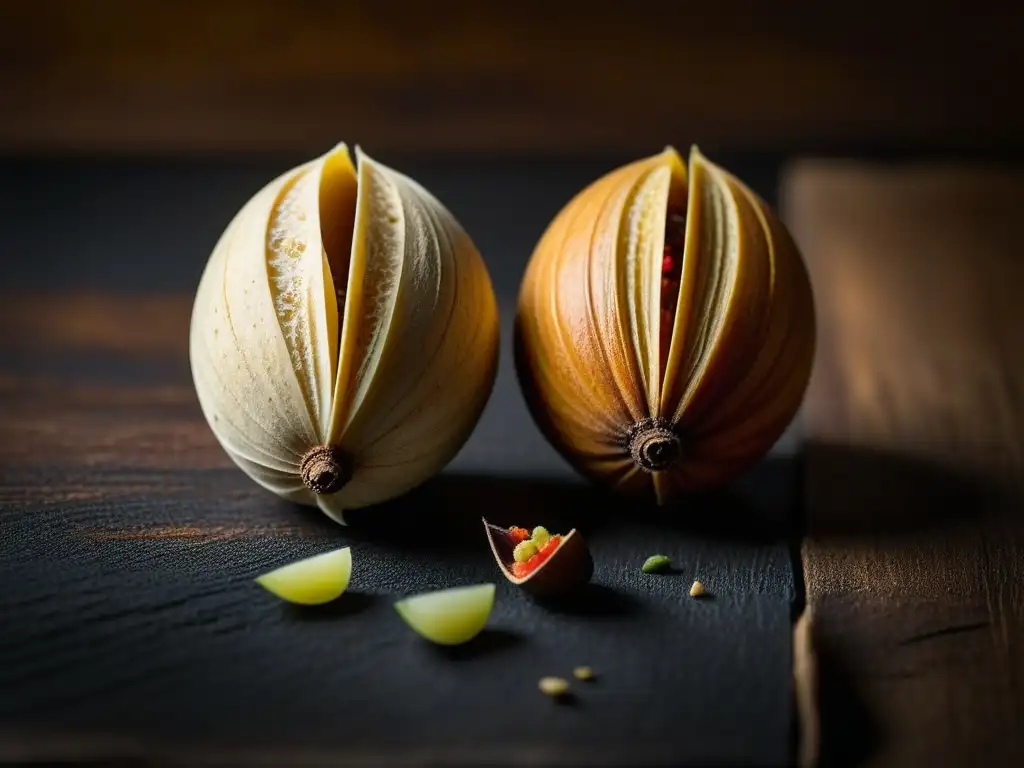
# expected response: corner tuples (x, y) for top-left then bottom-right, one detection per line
(340, 454), (802, 553)
(805, 621), (887, 768)
(802, 440), (1018, 539)
(427, 628), (525, 662)
(796, 441), (1023, 766)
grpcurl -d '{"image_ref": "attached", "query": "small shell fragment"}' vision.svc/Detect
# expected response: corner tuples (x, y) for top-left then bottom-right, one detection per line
(573, 666), (595, 681)
(483, 519), (593, 598)
(539, 676), (570, 697)
(690, 580), (706, 598)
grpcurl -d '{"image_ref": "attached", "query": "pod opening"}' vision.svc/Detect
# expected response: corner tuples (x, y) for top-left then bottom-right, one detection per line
(265, 145), (359, 457)
(644, 182), (688, 475)
(318, 149), (359, 344)
(659, 204), (687, 382)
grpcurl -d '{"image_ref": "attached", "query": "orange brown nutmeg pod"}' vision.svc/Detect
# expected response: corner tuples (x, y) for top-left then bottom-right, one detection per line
(513, 146), (816, 506)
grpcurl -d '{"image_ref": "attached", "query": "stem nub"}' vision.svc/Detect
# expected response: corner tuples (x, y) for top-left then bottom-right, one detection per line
(300, 445), (351, 495)
(627, 418), (681, 473)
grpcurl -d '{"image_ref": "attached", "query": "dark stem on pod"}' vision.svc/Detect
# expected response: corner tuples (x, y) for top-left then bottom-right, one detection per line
(300, 445), (352, 495)
(627, 418), (682, 472)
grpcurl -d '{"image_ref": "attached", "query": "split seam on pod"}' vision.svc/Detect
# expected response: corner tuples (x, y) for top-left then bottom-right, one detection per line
(513, 145), (816, 505)
(190, 143), (500, 523)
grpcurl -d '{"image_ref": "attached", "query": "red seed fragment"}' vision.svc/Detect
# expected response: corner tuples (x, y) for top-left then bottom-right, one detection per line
(508, 526), (531, 543)
(661, 279), (677, 307)
(541, 535), (561, 554)
(660, 207), (687, 378)
(531, 551), (551, 570)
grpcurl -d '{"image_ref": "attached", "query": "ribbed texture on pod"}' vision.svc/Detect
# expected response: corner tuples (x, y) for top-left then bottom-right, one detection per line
(189, 143), (500, 523)
(514, 146), (815, 505)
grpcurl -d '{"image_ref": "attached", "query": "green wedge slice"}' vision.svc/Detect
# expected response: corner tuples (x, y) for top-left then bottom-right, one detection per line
(255, 546), (352, 605)
(394, 583), (496, 645)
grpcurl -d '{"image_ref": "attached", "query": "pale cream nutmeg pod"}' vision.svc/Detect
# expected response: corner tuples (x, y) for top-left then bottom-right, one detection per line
(189, 143), (500, 524)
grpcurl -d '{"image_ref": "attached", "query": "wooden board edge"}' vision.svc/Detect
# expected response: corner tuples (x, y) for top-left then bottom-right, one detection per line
(793, 607), (820, 768)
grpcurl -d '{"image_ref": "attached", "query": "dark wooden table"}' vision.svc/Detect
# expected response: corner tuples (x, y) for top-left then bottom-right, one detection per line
(0, 156), (800, 766)
(2, 153), (1022, 766)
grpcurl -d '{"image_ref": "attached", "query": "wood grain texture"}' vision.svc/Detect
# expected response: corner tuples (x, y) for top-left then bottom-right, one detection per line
(784, 163), (1024, 765)
(0, 158), (801, 765)
(1, 0), (1022, 155)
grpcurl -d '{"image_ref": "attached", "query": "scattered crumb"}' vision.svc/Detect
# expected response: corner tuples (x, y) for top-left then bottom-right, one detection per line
(573, 666), (595, 681)
(689, 580), (706, 598)
(538, 676), (570, 697)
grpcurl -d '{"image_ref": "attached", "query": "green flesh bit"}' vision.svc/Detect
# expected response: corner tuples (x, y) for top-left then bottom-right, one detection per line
(642, 554), (671, 574)
(513, 540), (539, 562)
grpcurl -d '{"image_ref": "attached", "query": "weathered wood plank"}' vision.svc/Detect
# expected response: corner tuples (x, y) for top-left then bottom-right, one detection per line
(785, 163), (1024, 765)
(1, 1), (1022, 155)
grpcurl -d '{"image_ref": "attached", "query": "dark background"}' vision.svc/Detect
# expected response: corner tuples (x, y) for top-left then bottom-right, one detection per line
(2, 2), (1023, 767)
(2, 1), (1023, 159)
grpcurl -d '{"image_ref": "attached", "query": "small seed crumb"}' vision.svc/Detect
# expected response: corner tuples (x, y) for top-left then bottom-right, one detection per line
(689, 580), (706, 598)
(538, 676), (570, 697)
(642, 554), (671, 574)
(573, 666), (595, 681)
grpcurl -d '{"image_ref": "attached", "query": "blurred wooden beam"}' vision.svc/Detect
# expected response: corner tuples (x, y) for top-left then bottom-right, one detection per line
(786, 162), (1024, 765)
(1, 0), (1022, 156)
